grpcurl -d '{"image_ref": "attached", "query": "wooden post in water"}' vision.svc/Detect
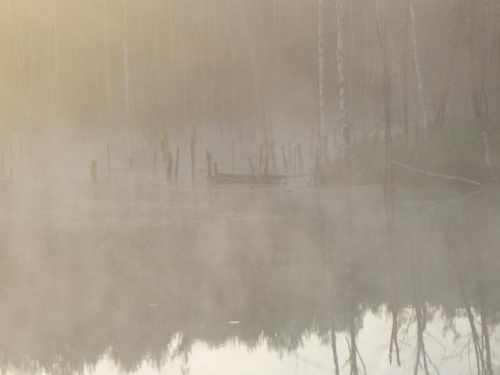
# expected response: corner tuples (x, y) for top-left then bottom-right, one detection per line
(107, 144), (111, 173)
(257, 142), (264, 174)
(249, 158), (255, 176)
(281, 146), (288, 175)
(174, 147), (179, 181)
(271, 139), (276, 173)
(166, 151), (173, 182)
(231, 141), (235, 173)
(296, 143), (304, 173)
(314, 146), (321, 176)
(206, 149), (212, 178)
(161, 135), (167, 162)
(293, 145), (297, 174)
(264, 140), (270, 175)
(90, 160), (98, 182)
(190, 135), (195, 183)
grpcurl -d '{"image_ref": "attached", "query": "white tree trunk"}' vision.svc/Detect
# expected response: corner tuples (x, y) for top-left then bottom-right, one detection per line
(336, 0), (350, 168)
(51, 0), (60, 108)
(123, 1), (130, 118)
(409, 1), (428, 134)
(318, 0), (329, 166)
(168, 0), (175, 117)
(123, 39), (130, 118)
(27, 4), (35, 115)
(103, 0), (112, 115)
(15, 0), (28, 113)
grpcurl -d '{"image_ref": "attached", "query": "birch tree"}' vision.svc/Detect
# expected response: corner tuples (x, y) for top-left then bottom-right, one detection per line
(376, 0), (394, 197)
(103, 0), (112, 116)
(336, 0), (350, 174)
(318, 0), (329, 168)
(408, 0), (429, 135)
(51, 0), (60, 110)
(123, 0), (130, 118)
(431, 0), (466, 132)
(402, 0), (410, 141)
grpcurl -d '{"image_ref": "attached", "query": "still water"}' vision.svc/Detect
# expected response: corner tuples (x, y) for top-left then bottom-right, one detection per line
(0, 177), (499, 374)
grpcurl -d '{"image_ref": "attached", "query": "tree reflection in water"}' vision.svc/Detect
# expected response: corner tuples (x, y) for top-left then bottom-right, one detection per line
(0, 183), (498, 374)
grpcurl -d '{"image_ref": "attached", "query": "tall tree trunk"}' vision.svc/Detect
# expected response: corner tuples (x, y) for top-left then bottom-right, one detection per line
(376, 0), (393, 197)
(408, 0), (428, 135)
(103, 0), (112, 116)
(402, 0), (410, 142)
(336, 0), (351, 176)
(240, 0), (267, 139)
(123, 1), (130, 118)
(51, 0), (60, 110)
(467, 0), (497, 183)
(431, 0), (465, 132)
(318, 0), (329, 168)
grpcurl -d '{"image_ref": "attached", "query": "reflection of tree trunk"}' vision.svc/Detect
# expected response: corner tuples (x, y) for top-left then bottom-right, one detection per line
(349, 317), (359, 375)
(469, 196), (493, 375)
(345, 190), (360, 375)
(449, 239), (484, 375)
(330, 324), (340, 375)
(320, 191), (340, 375)
(480, 304), (492, 375)
(410, 224), (429, 375)
(387, 219), (400, 366)
(479, 270), (493, 375)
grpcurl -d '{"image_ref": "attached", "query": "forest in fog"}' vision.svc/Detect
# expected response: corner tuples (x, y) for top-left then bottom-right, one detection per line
(1, 0), (499, 139)
(1, 1), (500, 375)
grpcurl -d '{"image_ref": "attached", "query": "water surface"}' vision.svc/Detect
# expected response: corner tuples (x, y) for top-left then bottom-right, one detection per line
(1, 178), (499, 374)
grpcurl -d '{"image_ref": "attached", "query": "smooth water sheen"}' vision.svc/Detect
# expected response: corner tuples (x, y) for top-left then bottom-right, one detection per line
(0, 178), (499, 375)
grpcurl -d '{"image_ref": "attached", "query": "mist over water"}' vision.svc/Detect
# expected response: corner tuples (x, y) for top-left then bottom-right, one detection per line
(0, 178), (499, 374)
(1, 0), (500, 374)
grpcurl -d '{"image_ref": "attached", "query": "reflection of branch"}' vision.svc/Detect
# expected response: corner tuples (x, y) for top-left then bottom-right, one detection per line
(356, 345), (368, 375)
(425, 351), (440, 374)
(410, 225), (430, 375)
(295, 353), (333, 374)
(349, 318), (359, 375)
(451, 245), (485, 375)
(401, 310), (415, 347)
(388, 304), (402, 366)
(413, 304), (430, 375)
(424, 331), (446, 351)
(343, 337), (351, 369)
(330, 328), (340, 375)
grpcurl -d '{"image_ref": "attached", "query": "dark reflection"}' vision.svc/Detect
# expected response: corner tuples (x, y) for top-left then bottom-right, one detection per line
(0, 182), (499, 374)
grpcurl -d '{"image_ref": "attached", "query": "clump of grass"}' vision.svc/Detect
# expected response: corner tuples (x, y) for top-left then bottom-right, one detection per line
(328, 122), (499, 187)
